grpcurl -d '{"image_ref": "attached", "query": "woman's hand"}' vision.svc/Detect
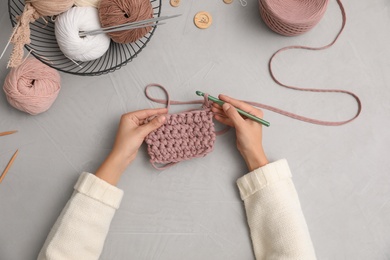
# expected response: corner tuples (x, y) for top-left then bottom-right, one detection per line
(111, 108), (168, 165)
(211, 95), (268, 172)
(96, 108), (167, 185)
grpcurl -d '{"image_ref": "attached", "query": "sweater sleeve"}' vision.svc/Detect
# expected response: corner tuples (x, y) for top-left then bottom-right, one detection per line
(37, 172), (124, 260)
(236, 159), (316, 260)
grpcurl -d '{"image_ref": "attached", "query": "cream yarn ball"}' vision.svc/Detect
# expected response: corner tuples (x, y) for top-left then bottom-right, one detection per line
(74, 0), (101, 8)
(55, 7), (111, 62)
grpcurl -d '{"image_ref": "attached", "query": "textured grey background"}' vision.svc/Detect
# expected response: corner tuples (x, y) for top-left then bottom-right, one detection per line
(1, 0), (389, 259)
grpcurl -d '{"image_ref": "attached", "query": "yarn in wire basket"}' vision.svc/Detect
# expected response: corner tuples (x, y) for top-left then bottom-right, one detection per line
(8, 0), (162, 76)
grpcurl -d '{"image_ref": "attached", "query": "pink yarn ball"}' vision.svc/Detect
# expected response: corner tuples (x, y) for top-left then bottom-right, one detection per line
(3, 58), (61, 115)
(259, 0), (329, 36)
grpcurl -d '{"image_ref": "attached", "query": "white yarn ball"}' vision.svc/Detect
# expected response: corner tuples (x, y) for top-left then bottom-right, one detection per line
(55, 7), (110, 62)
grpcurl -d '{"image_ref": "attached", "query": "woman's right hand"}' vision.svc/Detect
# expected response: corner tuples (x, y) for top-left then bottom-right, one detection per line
(211, 95), (268, 172)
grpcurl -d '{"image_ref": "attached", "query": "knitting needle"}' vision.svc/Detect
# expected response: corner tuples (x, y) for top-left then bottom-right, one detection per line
(0, 130), (18, 137)
(79, 14), (181, 37)
(196, 91), (270, 127)
(0, 40), (11, 60)
(1, 23), (20, 60)
(106, 14), (181, 30)
(84, 22), (167, 36)
(79, 21), (161, 37)
(0, 130), (19, 183)
(0, 149), (19, 183)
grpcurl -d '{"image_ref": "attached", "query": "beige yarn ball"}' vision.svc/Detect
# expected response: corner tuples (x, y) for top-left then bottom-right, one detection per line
(74, 0), (101, 8)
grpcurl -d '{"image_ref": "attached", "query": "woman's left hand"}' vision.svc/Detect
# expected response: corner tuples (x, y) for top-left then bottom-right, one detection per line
(95, 108), (167, 185)
(111, 108), (168, 166)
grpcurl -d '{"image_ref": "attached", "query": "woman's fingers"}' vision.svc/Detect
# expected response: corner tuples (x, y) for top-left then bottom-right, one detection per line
(218, 94), (263, 118)
(124, 108), (168, 121)
(211, 104), (226, 117)
(214, 114), (234, 127)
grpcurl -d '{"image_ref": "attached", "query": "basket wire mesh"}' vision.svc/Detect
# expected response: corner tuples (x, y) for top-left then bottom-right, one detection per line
(8, 0), (162, 76)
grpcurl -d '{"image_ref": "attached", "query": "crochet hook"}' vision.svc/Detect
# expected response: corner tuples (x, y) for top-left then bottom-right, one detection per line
(196, 91), (270, 127)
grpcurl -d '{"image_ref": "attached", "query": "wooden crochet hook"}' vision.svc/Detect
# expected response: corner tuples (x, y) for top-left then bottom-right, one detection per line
(0, 130), (19, 184)
(196, 91), (270, 127)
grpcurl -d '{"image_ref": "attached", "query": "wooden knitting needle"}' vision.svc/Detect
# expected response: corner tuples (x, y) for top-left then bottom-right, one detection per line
(0, 130), (18, 137)
(0, 149), (19, 183)
(196, 91), (270, 127)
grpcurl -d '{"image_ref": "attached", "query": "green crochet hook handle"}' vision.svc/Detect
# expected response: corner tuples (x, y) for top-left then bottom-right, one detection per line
(196, 91), (270, 127)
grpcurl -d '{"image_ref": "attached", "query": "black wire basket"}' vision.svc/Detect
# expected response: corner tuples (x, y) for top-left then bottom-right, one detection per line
(8, 0), (162, 76)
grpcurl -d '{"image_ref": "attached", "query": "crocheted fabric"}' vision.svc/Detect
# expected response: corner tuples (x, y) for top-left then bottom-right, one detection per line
(145, 109), (216, 166)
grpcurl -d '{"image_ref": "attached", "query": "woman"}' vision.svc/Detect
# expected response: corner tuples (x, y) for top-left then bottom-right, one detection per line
(38, 95), (316, 260)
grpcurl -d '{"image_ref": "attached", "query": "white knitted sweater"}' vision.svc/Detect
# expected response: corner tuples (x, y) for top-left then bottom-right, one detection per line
(38, 159), (316, 260)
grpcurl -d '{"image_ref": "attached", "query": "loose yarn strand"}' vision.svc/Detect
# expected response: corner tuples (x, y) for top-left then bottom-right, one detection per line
(145, 83), (205, 109)
(263, 0), (361, 126)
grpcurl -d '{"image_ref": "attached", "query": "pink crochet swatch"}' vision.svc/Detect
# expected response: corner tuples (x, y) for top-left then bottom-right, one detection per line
(144, 84), (217, 169)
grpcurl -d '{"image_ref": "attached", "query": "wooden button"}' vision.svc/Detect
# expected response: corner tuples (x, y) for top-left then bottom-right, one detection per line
(194, 12), (212, 29)
(170, 0), (180, 7)
(223, 0), (233, 4)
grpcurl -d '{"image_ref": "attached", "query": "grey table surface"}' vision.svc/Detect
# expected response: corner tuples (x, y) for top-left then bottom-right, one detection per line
(1, 0), (389, 259)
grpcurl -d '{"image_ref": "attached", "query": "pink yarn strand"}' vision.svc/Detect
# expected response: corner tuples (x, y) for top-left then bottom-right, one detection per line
(145, 83), (205, 109)
(262, 0), (362, 126)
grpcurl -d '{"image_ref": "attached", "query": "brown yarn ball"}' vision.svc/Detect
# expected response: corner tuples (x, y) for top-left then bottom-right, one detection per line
(98, 0), (153, 44)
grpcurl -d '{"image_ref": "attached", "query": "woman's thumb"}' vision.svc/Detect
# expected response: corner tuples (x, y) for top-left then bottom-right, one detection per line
(140, 115), (166, 136)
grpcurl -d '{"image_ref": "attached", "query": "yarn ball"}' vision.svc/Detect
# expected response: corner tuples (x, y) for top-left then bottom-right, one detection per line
(29, 0), (74, 17)
(98, 0), (153, 44)
(74, 0), (101, 8)
(8, 0), (75, 68)
(259, 0), (329, 36)
(55, 7), (111, 62)
(3, 58), (61, 115)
